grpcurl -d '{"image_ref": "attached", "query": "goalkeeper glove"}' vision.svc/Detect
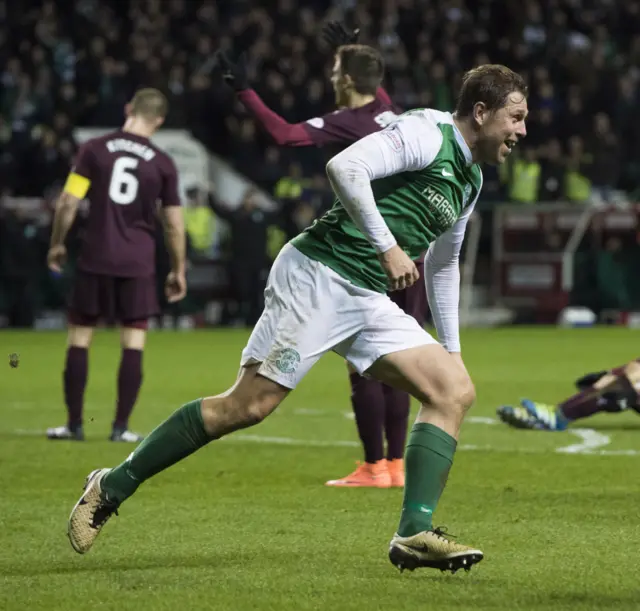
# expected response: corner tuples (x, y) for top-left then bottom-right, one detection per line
(216, 50), (249, 91)
(321, 21), (360, 51)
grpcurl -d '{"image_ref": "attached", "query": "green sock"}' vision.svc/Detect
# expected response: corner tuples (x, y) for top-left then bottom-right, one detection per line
(397, 422), (457, 537)
(102, 399), (211, 504)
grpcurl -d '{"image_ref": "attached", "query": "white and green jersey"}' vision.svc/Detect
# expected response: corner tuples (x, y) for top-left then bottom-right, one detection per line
(291, 109), (483, 352)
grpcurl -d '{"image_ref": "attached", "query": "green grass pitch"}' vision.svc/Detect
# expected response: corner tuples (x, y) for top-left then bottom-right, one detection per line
(1, 327), (639, 611)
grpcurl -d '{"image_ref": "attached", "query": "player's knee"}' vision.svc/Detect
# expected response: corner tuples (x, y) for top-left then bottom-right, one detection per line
(430, 372), (475, 415)
(67, 325), (93, 348)
(120, 327), (146, 350)
(455, 376), (476, 412)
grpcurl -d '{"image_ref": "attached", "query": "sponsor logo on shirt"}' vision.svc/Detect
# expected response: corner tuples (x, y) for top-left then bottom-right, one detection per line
(306, 117), (325, 129)
(381, 124), (403, 151)
(422, 185), (457, 229)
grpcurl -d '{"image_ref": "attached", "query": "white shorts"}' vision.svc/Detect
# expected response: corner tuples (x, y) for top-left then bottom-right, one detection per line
(240, 244), (437, 389)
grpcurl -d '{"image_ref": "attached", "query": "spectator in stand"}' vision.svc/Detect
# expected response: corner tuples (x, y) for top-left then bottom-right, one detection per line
(0, 0), (638, 201)
(538, 139), (565, 202)
(587, 112), (621, 204)
(3, 0), (640, 331)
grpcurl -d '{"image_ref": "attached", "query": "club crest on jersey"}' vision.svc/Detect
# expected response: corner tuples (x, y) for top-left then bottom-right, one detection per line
(275, 348), (301, 374)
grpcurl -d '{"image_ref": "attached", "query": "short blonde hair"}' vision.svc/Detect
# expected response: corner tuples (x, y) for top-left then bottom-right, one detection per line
(130, 88), (168, 120)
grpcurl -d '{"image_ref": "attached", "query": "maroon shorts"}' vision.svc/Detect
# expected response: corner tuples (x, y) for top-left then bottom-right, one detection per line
(67, 271), (159, 329)
(388, 258), (428, 326)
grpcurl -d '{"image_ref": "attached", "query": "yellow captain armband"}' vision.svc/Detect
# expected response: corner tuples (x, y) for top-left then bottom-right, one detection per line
(63, 172), (91, 199)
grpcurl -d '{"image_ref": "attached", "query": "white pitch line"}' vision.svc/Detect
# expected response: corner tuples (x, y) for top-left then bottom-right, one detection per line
(463, 416), (615, 456)
(8, 420), (637, 456)
(292, 408), (328, 416)
(229, 435), (359, 448)
(6, 402), (39, 410)
(466, 416), (500, 425)
(12, 428), (46, 436)
(557, 428), (612, 454)
(225, 435), (635, 455)
(228, 435), (516, 453)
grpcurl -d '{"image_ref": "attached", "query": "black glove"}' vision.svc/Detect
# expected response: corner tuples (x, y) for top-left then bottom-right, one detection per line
(574, 370), (608, 390)
(321, 21), (360, 51)
(216, 50), (249, 91)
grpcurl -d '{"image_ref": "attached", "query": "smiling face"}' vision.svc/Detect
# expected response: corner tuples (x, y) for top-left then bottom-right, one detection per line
(474, 91), (528, 165)
(455, 65), (529, 166)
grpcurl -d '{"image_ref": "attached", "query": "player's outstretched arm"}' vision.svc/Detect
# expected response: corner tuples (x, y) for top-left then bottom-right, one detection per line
(235, 89), (317, 147)
(217, 51), (313, 146)
(218, 51), (357, 147)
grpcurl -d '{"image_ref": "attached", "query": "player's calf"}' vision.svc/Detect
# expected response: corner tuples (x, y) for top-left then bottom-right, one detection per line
(67, 365), (290, 555)
(200, 366), (289, 437)
(369, 345), (475, 436)
(369, 344), (478, 571)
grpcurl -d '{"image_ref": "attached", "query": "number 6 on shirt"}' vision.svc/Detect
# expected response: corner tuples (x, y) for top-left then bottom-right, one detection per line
(109, 156), (140, 205)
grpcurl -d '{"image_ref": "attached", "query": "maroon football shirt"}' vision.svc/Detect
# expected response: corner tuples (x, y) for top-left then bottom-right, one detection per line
(236, 87), (426, 311)
(237, 88), (401, 150)
(72, 130), (180, 278)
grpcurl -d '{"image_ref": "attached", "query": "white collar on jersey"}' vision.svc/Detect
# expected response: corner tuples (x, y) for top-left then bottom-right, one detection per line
(450, 113), (473, 166)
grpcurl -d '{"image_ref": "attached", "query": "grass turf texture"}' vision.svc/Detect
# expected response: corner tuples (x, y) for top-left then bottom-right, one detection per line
(1, 327), (639, 611)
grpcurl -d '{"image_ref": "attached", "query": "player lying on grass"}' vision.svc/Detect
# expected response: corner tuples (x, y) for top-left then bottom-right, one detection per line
(498, 359), (640, 430)
(67, 64), (527, 574)
(218, 21), (422, 488)
(46, 89), (187, 443)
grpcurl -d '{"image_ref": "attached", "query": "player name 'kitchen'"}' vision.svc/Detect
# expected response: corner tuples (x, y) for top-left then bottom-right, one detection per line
(106, 138), (156, 161)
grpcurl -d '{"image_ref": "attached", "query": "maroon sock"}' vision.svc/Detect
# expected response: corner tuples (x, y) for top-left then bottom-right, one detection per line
(349, 373), (385, 463)
(114, 349), (143, 430)
(382, 385), (410, 460)
(559, 375), (639, 421)
(558, 389), (604, 421)
(63, 346), (88, 430)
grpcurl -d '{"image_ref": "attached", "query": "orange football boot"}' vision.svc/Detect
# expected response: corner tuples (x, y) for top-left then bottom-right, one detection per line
(387, 458), (405, 488)
(325, 460), (391, 488)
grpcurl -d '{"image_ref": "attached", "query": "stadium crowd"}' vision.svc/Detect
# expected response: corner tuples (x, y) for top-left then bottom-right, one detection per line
(2, 0), (640, 324)
(3, 0), (640, 200)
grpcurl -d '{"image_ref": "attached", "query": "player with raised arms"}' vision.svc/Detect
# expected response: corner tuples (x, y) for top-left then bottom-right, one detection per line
(218, 22), (425, 489)
(46, 88), (187, 443)
(67, 65), (527, 574)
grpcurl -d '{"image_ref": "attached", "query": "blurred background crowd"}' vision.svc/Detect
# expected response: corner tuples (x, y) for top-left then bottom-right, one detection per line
(2, 0), (640, 327)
